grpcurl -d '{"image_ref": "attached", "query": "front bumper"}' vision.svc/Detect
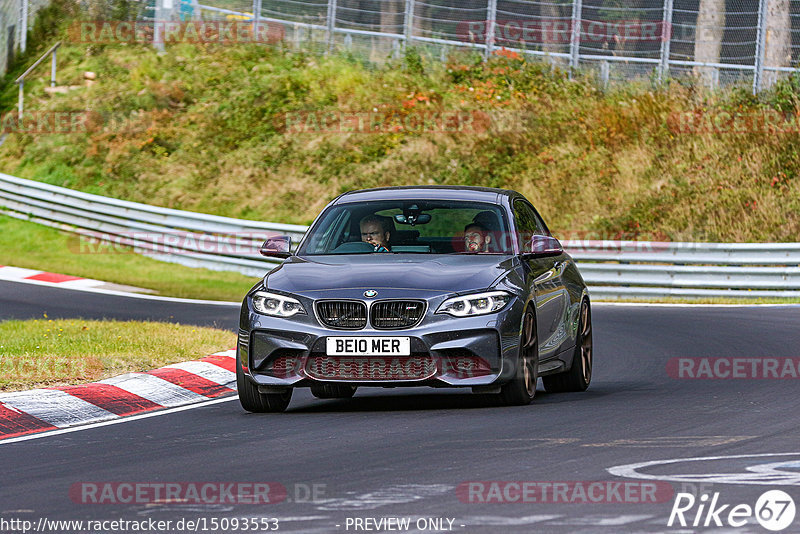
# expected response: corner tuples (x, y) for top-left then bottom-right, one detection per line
(238, 297), (523, 389)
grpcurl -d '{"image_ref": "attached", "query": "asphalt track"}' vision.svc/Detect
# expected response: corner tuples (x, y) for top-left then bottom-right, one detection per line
(2, 281), (800, 533)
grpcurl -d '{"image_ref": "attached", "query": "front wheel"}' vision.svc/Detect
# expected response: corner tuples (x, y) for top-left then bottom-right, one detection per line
(236, 354), (292, 413)
(543, 298), (592, 393)
(499, 309), (538, 406)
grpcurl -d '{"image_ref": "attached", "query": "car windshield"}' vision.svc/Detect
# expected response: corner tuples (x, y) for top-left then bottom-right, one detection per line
(297, 200), (512, 255)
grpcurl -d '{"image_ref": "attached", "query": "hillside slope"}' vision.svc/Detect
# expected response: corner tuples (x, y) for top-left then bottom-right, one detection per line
(1, 35), (799, 242)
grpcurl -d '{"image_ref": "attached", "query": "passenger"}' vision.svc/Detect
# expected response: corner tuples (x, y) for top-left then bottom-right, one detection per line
(472, 211), (504, 252)
(463, 222), (492, 253)
(360, 215), (392, 252)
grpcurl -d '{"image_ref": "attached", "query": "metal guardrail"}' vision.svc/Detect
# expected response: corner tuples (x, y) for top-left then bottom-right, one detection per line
(0, 173), (305, 277)
(2, 173), (800, 298)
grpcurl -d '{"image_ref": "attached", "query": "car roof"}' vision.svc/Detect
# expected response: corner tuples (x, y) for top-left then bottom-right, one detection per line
(332, 186), (519, 205)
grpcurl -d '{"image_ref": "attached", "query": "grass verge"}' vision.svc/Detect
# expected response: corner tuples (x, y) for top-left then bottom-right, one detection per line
(0, 317), (235, 391)
(0, 214), (260, 301)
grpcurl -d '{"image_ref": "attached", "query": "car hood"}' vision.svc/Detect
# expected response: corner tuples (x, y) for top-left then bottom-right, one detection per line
(265, 255), (516, 298)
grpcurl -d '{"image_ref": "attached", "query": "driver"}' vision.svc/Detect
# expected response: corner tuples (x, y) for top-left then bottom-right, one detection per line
(463, 222), (492, 253)
(360, 215), (392, 252)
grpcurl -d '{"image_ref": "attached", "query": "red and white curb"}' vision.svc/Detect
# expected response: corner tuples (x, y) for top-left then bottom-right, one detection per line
(0, 349), (238, 441)
(0, 265), (113, 290)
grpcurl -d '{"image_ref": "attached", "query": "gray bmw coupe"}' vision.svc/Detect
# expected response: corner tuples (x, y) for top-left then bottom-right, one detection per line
(237, 186), (592, 412)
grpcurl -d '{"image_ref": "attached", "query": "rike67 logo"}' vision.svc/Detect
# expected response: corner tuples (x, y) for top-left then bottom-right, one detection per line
(668, 490), (796, 531)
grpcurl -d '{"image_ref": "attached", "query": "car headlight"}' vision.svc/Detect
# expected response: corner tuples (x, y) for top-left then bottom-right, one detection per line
(436, 291), (512, 317)
(252, 291), (306, 317)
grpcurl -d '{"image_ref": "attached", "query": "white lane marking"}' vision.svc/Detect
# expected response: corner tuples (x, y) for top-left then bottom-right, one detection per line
(164, 361), (235, 386)
(315, 484), (453, 511)
(0, 277), (240, 306)
(582, 436), (753, 448)
(462, 515), (562, 526)
(548, 514), (654, 526)
(0, 389), (116, 427)
(100, 373), (207, 406)
(0, 396), (238, 445)
(210, 350), (237, 358)
(608, 452), (800, 485)
(57, 278), (105, 288)
(593, 302), (800, 308)
(0, 266), (42, 279)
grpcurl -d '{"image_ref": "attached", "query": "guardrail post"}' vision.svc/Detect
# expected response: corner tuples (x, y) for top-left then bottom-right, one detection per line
(326, 0), (338, 51)
(484, 0), (497, 59)
(569, 0), (582, 72)
(600, 60), (609, 88)
(753, 0), (768, 94)
(403, 0), (415, 49)
(658, 0), (673, 82)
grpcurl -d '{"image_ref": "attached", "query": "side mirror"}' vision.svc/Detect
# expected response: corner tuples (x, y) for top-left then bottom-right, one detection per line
(260, 235), (292, 258)
(528, 235), (563, 256)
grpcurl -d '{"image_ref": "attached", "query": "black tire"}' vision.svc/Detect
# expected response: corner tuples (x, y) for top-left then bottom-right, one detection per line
(499, 309), (538, 406)
(310, 383), (357, 399)
(543, 298), (593, 393)
(236, 354), (293, 413)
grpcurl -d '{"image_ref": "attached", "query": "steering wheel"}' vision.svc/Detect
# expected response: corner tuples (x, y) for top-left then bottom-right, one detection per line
(331, 241), (375, 254)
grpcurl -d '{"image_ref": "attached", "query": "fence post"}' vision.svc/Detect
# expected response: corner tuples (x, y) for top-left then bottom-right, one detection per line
(19, 0), (27, 53)
(154, 0), (174, 52)
(252, 0), (262, 40)
(404, 0), (415, 49)
(753, 0), (768, 94)
(50, 47), (56, 87)
(17, 81), (23, 119)
(484, 0), (497, 59)
(326, 0), (338, 51)
(569, 0), (582, 71)
(658, 0), (673, 81)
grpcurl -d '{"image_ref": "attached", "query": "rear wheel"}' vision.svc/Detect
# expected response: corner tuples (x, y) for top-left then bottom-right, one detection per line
(310, 383), (357, 399)
(499, 309), (538, 406)
(236, 354), (293, 413)
(543, 299), (592, 393)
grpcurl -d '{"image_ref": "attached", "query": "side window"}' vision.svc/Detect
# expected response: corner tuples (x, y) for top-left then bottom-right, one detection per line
(513, 199), (545, 252)
(531, 208), (550, 237)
